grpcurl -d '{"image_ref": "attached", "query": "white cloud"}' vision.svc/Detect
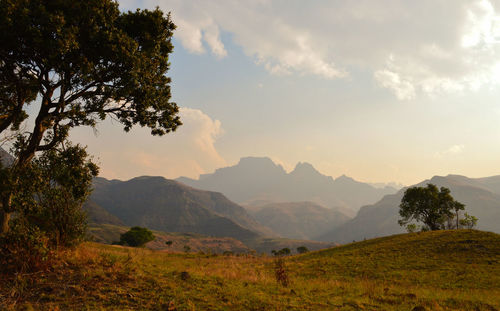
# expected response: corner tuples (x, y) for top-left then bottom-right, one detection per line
(71, 107), (226, 180)
(434, 144), (465, 158)
(135, 0), (500, 99)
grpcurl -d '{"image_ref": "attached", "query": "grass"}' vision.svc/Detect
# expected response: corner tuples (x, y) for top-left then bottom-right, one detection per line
(1, 230), (499, 310)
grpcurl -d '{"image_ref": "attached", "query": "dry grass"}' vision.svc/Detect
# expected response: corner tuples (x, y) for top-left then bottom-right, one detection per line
(1, 230), (499, 310)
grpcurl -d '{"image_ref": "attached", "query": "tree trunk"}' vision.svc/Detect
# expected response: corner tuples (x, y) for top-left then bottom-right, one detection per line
(0, 210), (11, 234)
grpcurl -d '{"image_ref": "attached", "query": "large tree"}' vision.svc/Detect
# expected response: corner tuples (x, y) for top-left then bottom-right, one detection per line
(0, 0), (181, 233)
(398, 184), (464, 231)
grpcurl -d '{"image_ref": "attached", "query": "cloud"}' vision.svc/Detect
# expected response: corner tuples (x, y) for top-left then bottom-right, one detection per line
(72, 107), (226, 180)
(434, 144), (465, 158)
(135, 0), (500, 99)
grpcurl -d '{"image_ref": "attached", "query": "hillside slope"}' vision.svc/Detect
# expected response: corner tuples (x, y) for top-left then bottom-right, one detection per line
(318, 174), (500, 243)
(3, 230), (498, 310)
(245, 201), (350, 240)
(83, 200), (124, 226)
(90, 176), (273, 241)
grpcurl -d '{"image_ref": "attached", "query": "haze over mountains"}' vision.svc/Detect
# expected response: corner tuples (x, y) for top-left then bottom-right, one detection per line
(246, 201), (350, 240)
(319, 174), (500, 243)
(89, 176), (272, 241)
(177, 157), (398, 215)
(3, 146), (499, 249)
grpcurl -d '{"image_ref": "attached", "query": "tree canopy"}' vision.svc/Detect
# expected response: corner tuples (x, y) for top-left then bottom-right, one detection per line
(0, 0), (180, 233)
(398, 184), (465, 231)
(120, 226), (155, 247)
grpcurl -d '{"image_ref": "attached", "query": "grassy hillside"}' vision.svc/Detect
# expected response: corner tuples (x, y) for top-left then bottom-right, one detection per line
(1, 230), (499, 310)
(88, 224), (251, 254)
(88, 223), (330, 254)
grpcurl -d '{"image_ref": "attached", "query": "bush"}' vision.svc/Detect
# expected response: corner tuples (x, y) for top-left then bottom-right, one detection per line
(0, 220), (51, 274)
(459, 213), (478, 229)
(272, 248), (291, 256)
(274, 257), (289, 287)
(406, 224), (420, 233)
(297, 246), (309, 254)
(119, 227), (155, 247)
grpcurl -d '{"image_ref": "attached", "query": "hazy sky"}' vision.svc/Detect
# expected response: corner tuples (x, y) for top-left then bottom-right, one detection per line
(70, 0), (500, 185)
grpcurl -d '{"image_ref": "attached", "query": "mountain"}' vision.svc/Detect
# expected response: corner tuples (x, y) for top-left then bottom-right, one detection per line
(245, 201), (350, 240)
(89, 176), (273, 241)
(318, 174), (500, 243)
(177, 157), (397, 214)
(83, 200), (124, 226)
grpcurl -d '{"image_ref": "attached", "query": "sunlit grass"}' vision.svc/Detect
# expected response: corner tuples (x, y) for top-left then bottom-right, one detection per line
(1, 230), (499, 310)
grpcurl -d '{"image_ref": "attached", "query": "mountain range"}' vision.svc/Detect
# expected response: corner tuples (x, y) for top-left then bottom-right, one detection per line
(177, 157), (398, 215)
(245, 201), (350, 240)
(89, 176), (273, 241)
(318, 174), (500, 243)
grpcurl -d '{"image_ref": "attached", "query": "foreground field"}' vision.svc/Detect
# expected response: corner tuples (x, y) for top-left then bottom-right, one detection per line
(1, 230), (499, 310)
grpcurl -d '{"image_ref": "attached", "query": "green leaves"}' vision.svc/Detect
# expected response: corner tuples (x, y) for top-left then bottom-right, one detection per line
(399, 184), (465, 231)
(0, 0), (180, 160)
(120, 226), (155, 247)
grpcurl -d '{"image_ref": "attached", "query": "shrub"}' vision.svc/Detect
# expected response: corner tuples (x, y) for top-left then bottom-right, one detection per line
(459, 213), (478, 229)
(274, 257), (289, 287)
(0, 220), (51, 274)
(297, 246), (309, 254)
(406, 224), (419, 233)
(119, 227), (155, 247)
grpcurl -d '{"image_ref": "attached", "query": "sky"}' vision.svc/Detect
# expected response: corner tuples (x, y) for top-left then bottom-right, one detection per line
(69, 0), (500, 185)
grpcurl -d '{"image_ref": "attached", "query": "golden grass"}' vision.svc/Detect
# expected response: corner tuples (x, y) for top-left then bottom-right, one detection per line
(1, 230), (499, 310)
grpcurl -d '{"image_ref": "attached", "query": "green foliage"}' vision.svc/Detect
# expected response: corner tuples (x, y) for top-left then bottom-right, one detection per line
(0, 0), (180, 234)
(296, 246), (309, 254)
(10, 142), (98, 247)
(0, 0), (180, 139)
(405, 223), (419, 233)
(0, 142), (97, 272)
(120, 227), (155, 247)
(0, 219), (50, 274)
(460, 213), (478, 229)
(165, 240), (173, 246)
(272, 247), (291, 256)
(399, 184), (464, 230)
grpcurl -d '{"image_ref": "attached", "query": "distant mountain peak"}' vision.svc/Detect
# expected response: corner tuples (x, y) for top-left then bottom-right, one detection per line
(291, 162), (321, 175)
(335, 174), (355, 182)
(238, 156), (279, 167)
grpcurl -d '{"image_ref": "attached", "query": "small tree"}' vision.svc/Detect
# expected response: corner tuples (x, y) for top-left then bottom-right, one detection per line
(405, 224), (419, 233)
(271, 249), (291, 256)
(399, 184), (463, 231)
(459, 213), (478, 229)
(0, 141), (97, 272)
(120, 227), (155, 247)
(296, 246), (309, 254)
